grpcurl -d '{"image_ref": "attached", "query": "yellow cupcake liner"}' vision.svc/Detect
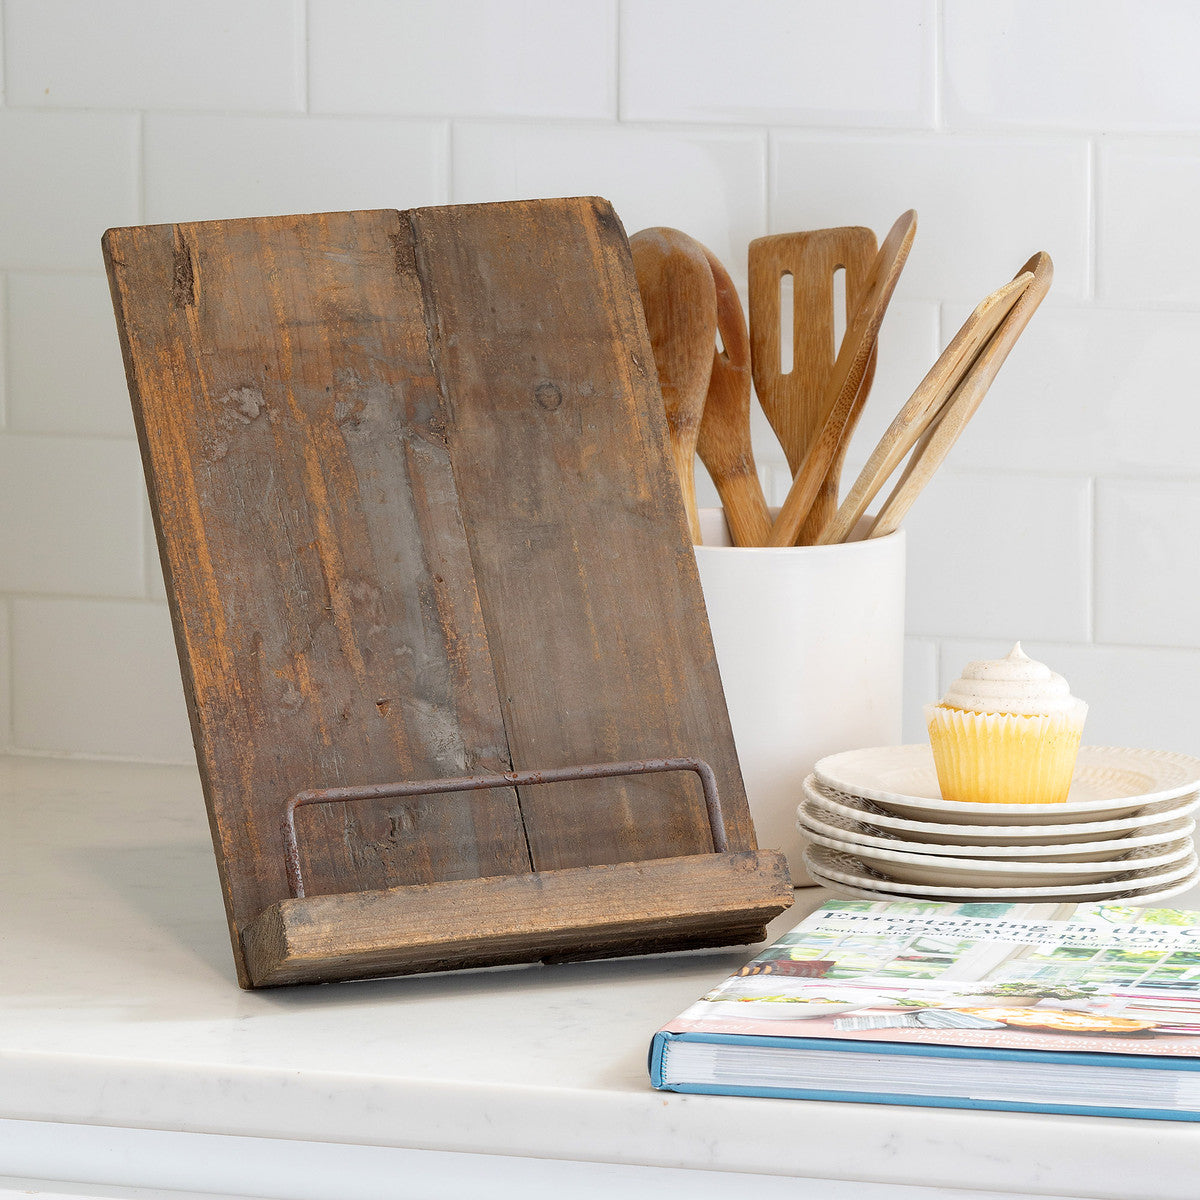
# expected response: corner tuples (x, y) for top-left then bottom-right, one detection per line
(924, 704), (1087, 805)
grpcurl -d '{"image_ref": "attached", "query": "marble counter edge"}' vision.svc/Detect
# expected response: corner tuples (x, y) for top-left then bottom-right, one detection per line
(1, 1048), (1196, 1200)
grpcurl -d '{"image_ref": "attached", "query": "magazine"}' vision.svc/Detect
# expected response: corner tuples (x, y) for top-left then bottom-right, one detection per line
(650, 898), (1200, 1120)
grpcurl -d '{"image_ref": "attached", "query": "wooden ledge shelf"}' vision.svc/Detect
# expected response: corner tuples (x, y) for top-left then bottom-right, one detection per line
(243, 849), (792, 987)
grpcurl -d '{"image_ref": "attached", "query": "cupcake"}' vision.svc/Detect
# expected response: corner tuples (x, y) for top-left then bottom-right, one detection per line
(925, 644), (1087, 804)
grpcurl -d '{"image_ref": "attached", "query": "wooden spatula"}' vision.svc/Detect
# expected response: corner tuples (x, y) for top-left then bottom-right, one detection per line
(696, 246), (771, 547)
(818, 269), (1034, 545)
(749, 226), (877, 478)
(630, 228), (718, 543)
(868, 251), (1053, 539)
(766, 210), (918, 547)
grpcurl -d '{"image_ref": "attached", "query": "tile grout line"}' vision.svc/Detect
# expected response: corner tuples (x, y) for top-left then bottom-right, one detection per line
(2, 593), (11, 752)
(613, 0), (621, 121)
(1088, 474), (1098, 645)
(1088, 135), (1100, 302)
(0, 269), (7, 429)
(136, 110), (145, 224)
(931, 0), (944, 131)
(300, 0), (311, 115)
(764, 128), (773, 234)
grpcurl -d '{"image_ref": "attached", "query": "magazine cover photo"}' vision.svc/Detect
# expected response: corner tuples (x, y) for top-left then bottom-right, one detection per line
(668, 901), (1200, 1056)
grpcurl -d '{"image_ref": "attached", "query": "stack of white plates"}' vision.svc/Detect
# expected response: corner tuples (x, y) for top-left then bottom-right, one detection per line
(797, 745), (1200, 904)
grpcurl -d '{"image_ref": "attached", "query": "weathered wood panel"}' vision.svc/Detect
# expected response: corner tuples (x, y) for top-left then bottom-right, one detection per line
(105, 211), (529, 986)
(410, 198), (757, 870)
(105, 199), (772, 988)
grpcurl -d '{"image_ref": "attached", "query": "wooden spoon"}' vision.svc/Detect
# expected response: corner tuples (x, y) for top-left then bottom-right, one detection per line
(868, 251), (1053, 539)
(749, 226), (877, 478)
(767, 210), (918, 547)
(630, 228), (718, 543)
(817, 269), (1034, 545)
(695, 246), (771, 547)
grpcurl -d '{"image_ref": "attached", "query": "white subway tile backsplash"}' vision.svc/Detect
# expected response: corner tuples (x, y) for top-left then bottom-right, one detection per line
(1098, 140), (1200, 306)
(4, 0), (304, 112)
(0, 276), (7, 427)
(940, 638), (1200, 758)
(309, 0), (616, 119)
(7, 273), (134, 437)
(0, 435), (144, 598)
(143, 495), (166, 602)
(11, 597), (192, 761)
(944, 0), (1200, 132)
(621, 0), (934, 128)
(942, 303), (1200, 476)
(144, 115), (449, 225)
(0, 112), (139, 271)
(838, 300), (942, 479)
(771, 134), (1090, 300)
(903, 637), (938, 744)
(905, 470), (1090, 643)
(1096, 480), (1200, 649)
(0, 3), (1199, 761)
(453, 123), (766, 273)
(0, 601), (10, 750)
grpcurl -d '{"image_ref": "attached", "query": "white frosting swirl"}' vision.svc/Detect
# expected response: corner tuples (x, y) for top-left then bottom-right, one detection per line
(941, 643), (1087, 717)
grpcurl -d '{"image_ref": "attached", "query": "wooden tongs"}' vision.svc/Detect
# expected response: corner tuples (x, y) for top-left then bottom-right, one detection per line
(823, 251), (1052, 543)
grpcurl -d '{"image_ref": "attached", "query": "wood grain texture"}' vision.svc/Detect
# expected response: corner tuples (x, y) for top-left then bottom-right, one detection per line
(105, 211), (530, 987)
(105, 199), (766, 987)
(241, 849), (793, 986)
(767, 211), (917, 547)
(629, 227), (716, 543)
(411, 199), (757, 871)
(696, 244), (771, 547)
(869, 252), (1053, 539)
(820, 270), (1033, 545)
(748, 226), (877, 478)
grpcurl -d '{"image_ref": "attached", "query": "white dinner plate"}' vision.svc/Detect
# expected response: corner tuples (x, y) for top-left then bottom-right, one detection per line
(796, 825), (1196, 888)
(797, 788), (1197, 861)
(802, 776), (1200, 845)
(804, 857), (1200, 909)
(814, 745), (1200, 824)
(802, 844), (1199, 901)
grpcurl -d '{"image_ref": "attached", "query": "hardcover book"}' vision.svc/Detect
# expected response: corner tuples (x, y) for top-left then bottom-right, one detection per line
(650, 898), (1200, 1120)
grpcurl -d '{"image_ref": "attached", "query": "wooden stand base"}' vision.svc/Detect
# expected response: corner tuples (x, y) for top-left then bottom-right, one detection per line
(242, 849), (792, 987)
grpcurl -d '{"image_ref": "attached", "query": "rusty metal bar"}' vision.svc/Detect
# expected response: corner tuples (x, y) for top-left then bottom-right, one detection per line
(281, 756), (726, 898)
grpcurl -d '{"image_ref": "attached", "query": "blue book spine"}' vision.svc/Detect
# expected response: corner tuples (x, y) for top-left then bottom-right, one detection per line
(649, 1030), (1200, 1123)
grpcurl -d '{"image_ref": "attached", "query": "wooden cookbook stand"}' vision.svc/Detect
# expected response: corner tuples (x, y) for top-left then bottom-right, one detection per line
(103, 198), (792, 988)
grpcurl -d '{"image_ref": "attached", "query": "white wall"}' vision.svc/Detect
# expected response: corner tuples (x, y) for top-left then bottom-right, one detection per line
(0, 0), (1197, 762)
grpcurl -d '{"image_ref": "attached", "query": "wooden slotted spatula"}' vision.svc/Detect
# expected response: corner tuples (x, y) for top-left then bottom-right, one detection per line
(695, 245), (771, 547)
(817, 269), (1034, 545)
(630, 227), (718, 543)
(766, 210), (918, 547)
(749, 226), (877, 479)
(868, 251), (1053, 539)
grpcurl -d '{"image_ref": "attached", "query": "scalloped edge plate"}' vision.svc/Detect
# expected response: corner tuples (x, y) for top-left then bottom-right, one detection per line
(814, 745), (1200, 823)
(798, 785), (1197, 859)
(802, 775), (1200, 845)
(796, 824), (1195, 888)
(804, 858), (1200, 908)
(802, 843), (1199, 900)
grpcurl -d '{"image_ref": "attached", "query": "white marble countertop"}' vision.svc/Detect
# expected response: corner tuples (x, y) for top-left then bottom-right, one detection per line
(2, 753), (1198, 1200)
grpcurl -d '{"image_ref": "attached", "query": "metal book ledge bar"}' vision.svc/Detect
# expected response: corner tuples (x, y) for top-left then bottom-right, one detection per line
(282, 757), (728, 899)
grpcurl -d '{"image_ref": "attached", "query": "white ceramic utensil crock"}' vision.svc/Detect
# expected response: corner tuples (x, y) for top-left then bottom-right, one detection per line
(694, 507), (905, 882)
